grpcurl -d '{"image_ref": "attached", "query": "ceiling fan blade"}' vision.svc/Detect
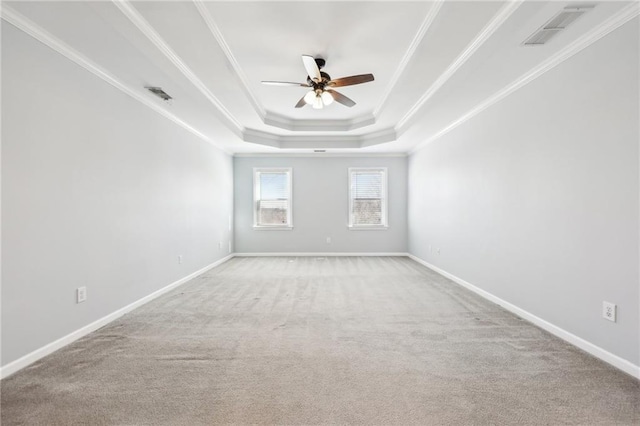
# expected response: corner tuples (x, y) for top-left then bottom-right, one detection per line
(262, 81), (310, 87)
(302, 55), (321, 82)
(295, 95), (307, 108)
(328, 74), (374, 87)
(327, 89), (355, 107)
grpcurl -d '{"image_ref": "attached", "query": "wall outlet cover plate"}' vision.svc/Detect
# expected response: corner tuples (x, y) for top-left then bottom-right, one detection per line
(602, 301), (616, 322)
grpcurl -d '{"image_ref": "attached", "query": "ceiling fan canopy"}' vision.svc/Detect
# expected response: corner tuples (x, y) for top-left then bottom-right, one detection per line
(262, 55), (374, 109)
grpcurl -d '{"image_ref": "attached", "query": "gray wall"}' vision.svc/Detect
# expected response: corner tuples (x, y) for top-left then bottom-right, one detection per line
(1, 24), (234, 366)
(407, 19), (639, 365)
(234, 156), (408, 253)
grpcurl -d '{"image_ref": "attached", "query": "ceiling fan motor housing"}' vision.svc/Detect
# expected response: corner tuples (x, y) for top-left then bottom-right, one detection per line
(307, 71), (331, 87)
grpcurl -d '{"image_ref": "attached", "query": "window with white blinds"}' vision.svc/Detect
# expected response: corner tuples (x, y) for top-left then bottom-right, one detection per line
(348, 167), (388, 228)
(253, 168), (292, 229)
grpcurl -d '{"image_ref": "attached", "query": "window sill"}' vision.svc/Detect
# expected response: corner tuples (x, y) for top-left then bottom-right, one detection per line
(253, 226), (293, 231)
(347, 226), (388, 231)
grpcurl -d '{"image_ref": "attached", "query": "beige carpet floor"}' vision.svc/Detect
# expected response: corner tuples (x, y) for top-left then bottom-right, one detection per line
(1, 256), (639, 425)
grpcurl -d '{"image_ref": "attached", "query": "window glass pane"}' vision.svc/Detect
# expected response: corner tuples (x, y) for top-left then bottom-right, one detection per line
(260, 173), (288, 200)
(256, 170), (290, 226)
(353, 172), (382, 199)
(258, 199), (289, 225)
(352, 171), (383, 225)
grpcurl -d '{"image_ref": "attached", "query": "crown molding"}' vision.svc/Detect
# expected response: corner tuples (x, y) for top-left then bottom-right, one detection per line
(0, 4), (232, 155)
(6, 1), (636, 154)
(243, 127), (396, 149)
(194, 0), (380, 133)
(2, 3), (396, 152)
(280, 138), (360, 150)
(396, 0), (523, 132)
(243, 128), (282, 148)
(360, 128), (398, 148)
(263, 111), (376, 132)
(409, 1), (640, 155)
(112, 0), (243, 135)
(244, 129), (361, 149)
(193, 0), (266, 119)
(373, 0), (443, 117)
(234, 152), (407, 158)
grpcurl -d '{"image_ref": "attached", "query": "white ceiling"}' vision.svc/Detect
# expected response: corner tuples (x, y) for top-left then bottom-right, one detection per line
(3, 1), (638, 155)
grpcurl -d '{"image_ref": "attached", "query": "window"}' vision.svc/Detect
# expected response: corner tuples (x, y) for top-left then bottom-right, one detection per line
(348, 167), (388, 229)
(253, 168), (292, 229)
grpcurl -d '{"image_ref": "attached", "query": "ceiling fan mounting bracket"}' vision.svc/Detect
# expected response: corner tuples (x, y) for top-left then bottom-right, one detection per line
(314, 57), (326, 70)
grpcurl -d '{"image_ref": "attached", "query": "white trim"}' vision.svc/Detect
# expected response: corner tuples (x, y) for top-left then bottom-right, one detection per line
(348, 226), (388, 231)
(235, 252), (410, 257)
(396, 0), (523, 131)
(4, 2), (636, 155)
(234, 153), (407, 158)
(373, 0), (443, 117)
(0, 5), (232, 155)
(0, 255), (234, 380)
(194, 0), (266, 119)
(195, 0), (378, 134)
(360, 128), (398, 148)
(112, 0), (243, 134)
(407, 254), (640, 380)
(253, 226), (293, 231)
(242, 127), (398, 150)
(263, 111), (376, 132)
(409, 2), (640, 155)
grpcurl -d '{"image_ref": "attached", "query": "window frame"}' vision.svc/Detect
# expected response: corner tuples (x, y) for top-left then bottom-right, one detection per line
(253, 167), (293, 230)
(348, 167), (388, 230)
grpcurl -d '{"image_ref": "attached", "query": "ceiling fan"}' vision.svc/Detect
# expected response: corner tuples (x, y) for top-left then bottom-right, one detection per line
(262, 55), (374, 109)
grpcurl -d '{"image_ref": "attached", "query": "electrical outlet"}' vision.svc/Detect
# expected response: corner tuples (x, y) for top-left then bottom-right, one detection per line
(602, 301), (616, 322)
(218, 241), (222, 250)
(326, 237), (331, 244)
(178, 255), (183, 264)
(77, 287), (87, 303)
(437, 248), (441, 255)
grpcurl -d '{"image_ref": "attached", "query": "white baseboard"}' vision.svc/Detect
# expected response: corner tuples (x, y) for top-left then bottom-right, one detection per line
(8, 252), (635, 380)
(234, 252), (410, 257)
(407, 254), (640, 380)
(0, 254), (234, 380)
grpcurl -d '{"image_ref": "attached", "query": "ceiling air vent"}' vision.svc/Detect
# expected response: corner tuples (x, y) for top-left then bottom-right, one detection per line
(145, 86), (172, 101)
(523, 5), (594, 46)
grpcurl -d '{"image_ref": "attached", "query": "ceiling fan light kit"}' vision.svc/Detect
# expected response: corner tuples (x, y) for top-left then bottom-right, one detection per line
(262, 55), (374, 109)
(303, 89), (335, 110)
(320, 91), (334, 106)
(303, 90), (317, 105)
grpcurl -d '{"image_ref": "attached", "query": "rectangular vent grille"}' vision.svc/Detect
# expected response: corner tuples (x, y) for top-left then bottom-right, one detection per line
(524, 6), (593, 46)
(145, 86), (172, 101)
(524, 28), (563, 45)
(545, 10), (586, 29)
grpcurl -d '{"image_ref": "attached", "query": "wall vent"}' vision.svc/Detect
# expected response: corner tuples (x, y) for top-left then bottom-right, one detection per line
(523, 5), (594, 46)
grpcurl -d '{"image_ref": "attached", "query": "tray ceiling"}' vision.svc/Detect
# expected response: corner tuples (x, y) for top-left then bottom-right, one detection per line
(2, 1), (638, 154)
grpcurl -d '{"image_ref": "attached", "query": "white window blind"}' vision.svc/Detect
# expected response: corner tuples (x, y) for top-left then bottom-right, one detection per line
(349, 168), (388, 228)
(253, 168), (292, 228)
